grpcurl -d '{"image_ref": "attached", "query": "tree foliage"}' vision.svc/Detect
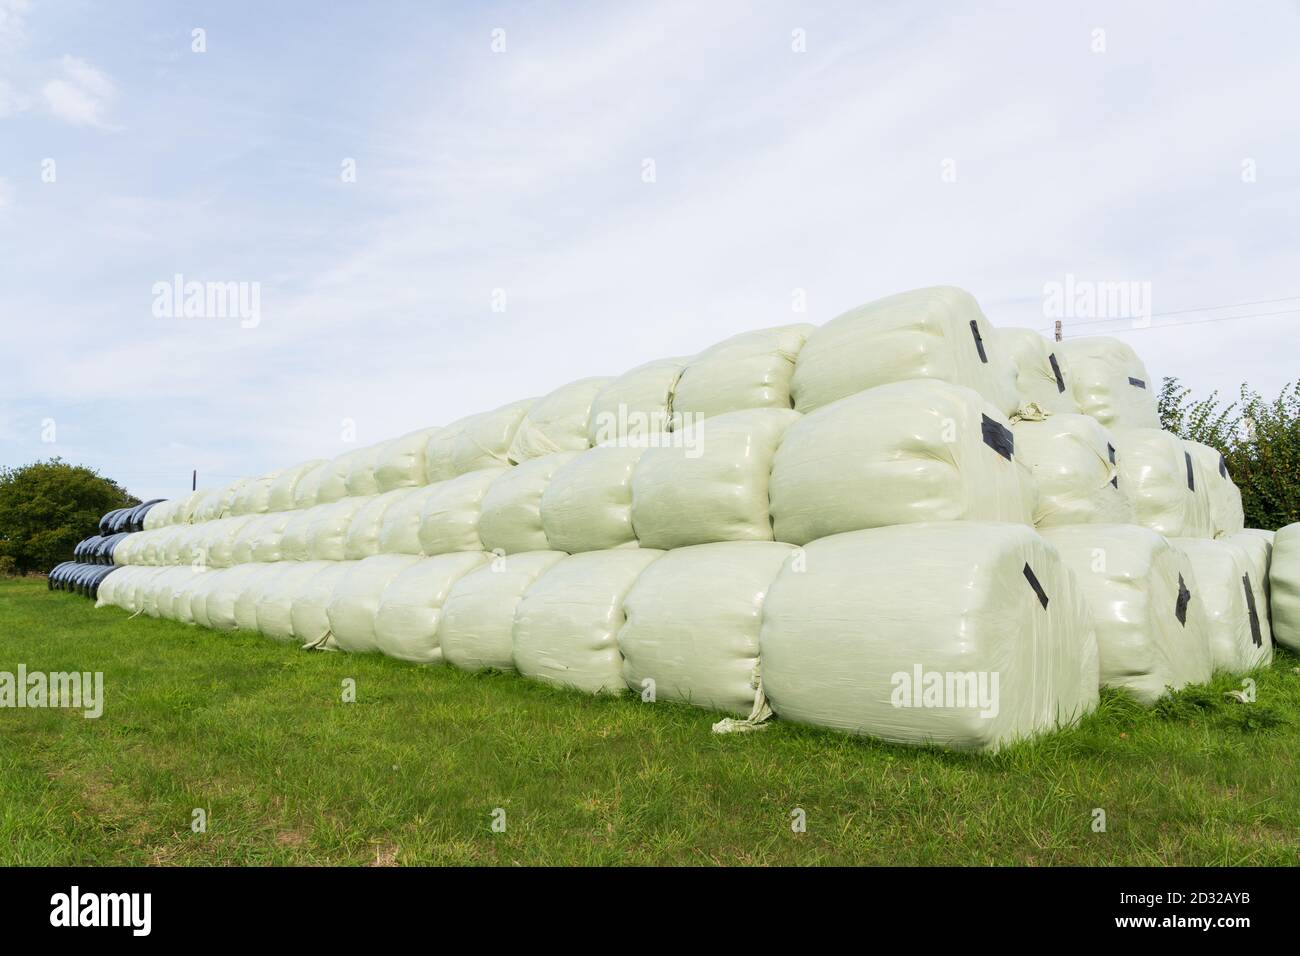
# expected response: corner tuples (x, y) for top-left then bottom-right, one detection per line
(0, 458), (138, 575)
(1158, 378), (1300, 531)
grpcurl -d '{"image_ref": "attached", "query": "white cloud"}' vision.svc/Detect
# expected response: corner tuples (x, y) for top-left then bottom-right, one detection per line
(41, 54), (118, 129)
(0, 0), (31, 53)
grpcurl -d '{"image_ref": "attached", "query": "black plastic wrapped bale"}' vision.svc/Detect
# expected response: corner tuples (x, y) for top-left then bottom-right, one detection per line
(127, 499), (164, 532)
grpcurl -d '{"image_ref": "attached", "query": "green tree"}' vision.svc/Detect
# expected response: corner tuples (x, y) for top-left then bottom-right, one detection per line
(0, 458), (138, 576)
(1158, 378), (1300, 531)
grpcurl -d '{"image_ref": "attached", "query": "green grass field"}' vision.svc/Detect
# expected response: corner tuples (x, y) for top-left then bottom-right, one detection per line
(2, 576), (1298, 865)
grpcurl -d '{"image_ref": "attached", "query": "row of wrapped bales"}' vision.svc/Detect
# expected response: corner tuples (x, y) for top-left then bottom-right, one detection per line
(112, 410), (1230, 565)
(81, 285), (1295, 751)
(97, 522), (1099, 750)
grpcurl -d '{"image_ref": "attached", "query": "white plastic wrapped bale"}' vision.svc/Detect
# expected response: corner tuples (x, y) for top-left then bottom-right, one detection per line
(1013, 412), (1131, 527)
(142, 500), (171, 530)
(993, 327), (1079, 415)
(1183, 440), (1245, 539)
(417, 468), (505, 555)
(672, 324), (814, 420)
(190, 487), (227, 523)
(345, 441), (391, 497)
(441, 551), (567, 671)
(187, 569), (226, 628)
(161, 525), (195, 565)
(373, 552), (491, 662)
(769, 380), (1035, 546)
(149, 567), (193, 619)
(1056, 336), (1160, 429)
(313, 451), (360, 505)
(203, 564), (268, 631)
(1040, 525), (1212, 703)
(479, 453), (582, 554)
(790, 286), (1019, 416)
(424, 400), (534, 482)
(326, 554), (424, 654)
(507, 378), (612, 464)
(230, 469), (283, 516)
(759, 522), (1099, 751)
(1270, 523), (1300, 652)
(94, 565), (123, 607)
(587, 358), (689, 445)
(249, 511), (292, 563)
(211, 479), (250, 520)
(278, 506), (320, 562)
(132, 568), (173, 616)
(1115, 429), (1215, 538)
(267, 459), (324, 513)
(1224, 530), (1273, 650)
(344, 488), (417, 560)
(377, 483), (443, 554)
(230, 515), (272, 566)
(618, 541), (794, 716)
(169, 571), (203, 624)
(539, 446), (646, 553)
(290, 561), (355, 647)
(630, 408), (801, 550)
(177, 489), (207, 524)
(234, 563), (281, 631)
(208, 515), (257, 568)
(306, 496), (373, 561)
(513, 549), (664, 694)
(290, 460), (329, 509)
(1173, 538), (1272, 673)
(374, 427), (440, 491)
(255, 560), (334, 642)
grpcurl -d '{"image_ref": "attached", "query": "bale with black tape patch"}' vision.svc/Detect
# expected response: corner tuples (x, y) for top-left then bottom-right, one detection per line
(1013, 412), (1131, 527)
(1041, 524), (1212, 703)
(1115, 429), (1215, 538)
(790, 286), (1019, 416)
(994, 327), (1079, 415)
(1183, 440), (1245, 540)
(759, 522), (1099, 751)
(1056, 336), (1160, 430)
(1172, 537), (1272, 673)
(769, 380), (1035, 545)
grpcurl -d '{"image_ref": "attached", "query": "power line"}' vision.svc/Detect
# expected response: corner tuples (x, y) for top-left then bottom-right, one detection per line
(1057, 307), (1300, 338)
(1037, 295), (1300, 334)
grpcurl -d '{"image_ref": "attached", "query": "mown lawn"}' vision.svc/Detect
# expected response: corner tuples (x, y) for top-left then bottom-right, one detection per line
(1, 576), (1297, 865)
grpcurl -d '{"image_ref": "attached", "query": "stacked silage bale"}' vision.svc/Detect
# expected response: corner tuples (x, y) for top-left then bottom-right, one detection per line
(89, 284), (1287, 751)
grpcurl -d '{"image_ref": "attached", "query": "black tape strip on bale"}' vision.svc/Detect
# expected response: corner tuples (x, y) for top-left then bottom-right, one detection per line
(1022, 563), (1049, 609)
(1107, 442), (1118, 488)
(1242, 573), (1263, 647)
(1128, 376), (1146, 389)
(1219, 455), (1228, 480)
(981, 414), (1014, 461)
(1048, 352), (1066, 393)
(969, 320), (988, 363)
(1184, 451), (1195, 491)
(1175, 573), (1191, 626)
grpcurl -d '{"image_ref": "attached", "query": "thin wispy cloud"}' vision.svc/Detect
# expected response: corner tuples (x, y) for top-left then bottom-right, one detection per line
(41, 54), (118, 129)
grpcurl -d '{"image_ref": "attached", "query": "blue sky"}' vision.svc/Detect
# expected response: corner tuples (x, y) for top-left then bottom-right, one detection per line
(1, 0), (1298, 501)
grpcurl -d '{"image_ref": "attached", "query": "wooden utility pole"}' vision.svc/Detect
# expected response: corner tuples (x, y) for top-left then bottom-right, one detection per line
(1054, 320), (1062, 342)
(192, 469), (197, 491)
